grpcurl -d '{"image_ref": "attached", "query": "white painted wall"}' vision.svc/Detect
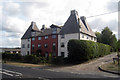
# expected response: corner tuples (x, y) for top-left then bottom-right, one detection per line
(21, 39), (31, 55)
(58, 33), (79, 57)
(58, 33), (96, 57)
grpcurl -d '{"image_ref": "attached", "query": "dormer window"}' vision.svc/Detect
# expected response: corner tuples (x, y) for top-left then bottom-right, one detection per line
(32, 37), (35, 41)
(52, 28), (57, 34)
(45, 36), (48, 39)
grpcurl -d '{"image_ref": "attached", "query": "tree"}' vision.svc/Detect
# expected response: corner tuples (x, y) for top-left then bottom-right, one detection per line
(110, 34), (117, 51)
(95, 32), (101, 43)
(117, 39), (120, 52)
(101, 27), (117, 51)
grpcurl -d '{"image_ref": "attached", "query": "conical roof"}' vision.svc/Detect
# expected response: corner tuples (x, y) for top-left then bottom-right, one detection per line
(59, 10), (96, 37)
(21, 21), (39, 39)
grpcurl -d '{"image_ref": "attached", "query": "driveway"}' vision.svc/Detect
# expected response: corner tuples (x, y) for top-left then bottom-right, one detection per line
(45, 52), (120, 78)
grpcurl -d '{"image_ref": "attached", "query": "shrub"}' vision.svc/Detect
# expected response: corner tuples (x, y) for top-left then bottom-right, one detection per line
(2, 53), (22, 61)
(52, 56), (65, 65)
(68, 39), (111, 63)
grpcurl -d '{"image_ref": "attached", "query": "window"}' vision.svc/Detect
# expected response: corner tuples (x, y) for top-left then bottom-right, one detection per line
(52, 35), (56, 38)
(38, 44), (41, 48)
(44, 44), (48, 48)
(61, 42), (64, 47)
(52, 28), (57, 34)
(22, 44), (25, 48)
(38, 37), (41, 40)
(32, 44), (34, 49)
(61, 34), (65, 38)
(91, 37), (93, 40)
(53, 43), (56, 51)
(52, 52), (56, 56)
(28, 44), (29, 48)
(45, 36), (48, 39)
(32, 37), (35, 41)
(82, 34), (84, 38)
(87, 35), (89, 39)
(61, 52), (64, 57)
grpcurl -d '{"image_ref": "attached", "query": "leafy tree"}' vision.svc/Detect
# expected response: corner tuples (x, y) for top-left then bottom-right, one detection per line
(95, 32), (101, 43)
(110, 34), (117, 51)
(101, 27), (117, 51)
(117, 39), (120, 52)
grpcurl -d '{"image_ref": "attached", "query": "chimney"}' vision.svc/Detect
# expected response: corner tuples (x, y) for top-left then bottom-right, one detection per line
(80, 16), (86, 21)
(41, 24), (45, 30)
(71, 10), (78, 15)
(31, 21), (36, 29)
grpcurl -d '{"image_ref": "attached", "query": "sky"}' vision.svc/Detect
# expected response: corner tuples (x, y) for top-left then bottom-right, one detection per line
(0, 0), (119, 48)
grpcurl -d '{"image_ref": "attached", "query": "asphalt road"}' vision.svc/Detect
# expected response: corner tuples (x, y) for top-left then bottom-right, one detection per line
(1, 64), (120, 80)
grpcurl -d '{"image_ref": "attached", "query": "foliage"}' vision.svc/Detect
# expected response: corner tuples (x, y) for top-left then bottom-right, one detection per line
(2, 52), (22, 61)
(67, 39), (111, 64)
(2, 53), (47, 64)
(95, 27), (117, 52)
(52, 56), (65, 65)
(117, 39), (120, 52)
(95, 32), (101, 43)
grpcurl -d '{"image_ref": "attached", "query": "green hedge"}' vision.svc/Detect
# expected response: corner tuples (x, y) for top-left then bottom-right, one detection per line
(68, 39), (111, 63)
(2, 53), (47, 64)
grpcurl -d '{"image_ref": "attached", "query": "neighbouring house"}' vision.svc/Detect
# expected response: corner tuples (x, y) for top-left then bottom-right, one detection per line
(31, 24), (61, 57)
(0, 48), (21, 54)
(21, 22), (40, 55)
(58, 10), (96, 57)
(21, 10), (96, 57)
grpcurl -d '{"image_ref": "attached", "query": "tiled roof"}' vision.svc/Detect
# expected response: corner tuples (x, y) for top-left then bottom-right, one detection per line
(21, 22), (39, 39)
(38, 24), (61, 36)
(59, 10), (96, 37)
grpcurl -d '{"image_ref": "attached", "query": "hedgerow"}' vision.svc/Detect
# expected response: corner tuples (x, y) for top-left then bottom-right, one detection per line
(68, 39), (111, 63)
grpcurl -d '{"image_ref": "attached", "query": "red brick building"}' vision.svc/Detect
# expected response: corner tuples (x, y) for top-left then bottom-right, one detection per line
(31, 24), (61, 57)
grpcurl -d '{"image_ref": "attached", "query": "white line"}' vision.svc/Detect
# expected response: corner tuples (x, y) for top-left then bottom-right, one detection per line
(1, 71), (13, 76)
(2, 69), (22, 75)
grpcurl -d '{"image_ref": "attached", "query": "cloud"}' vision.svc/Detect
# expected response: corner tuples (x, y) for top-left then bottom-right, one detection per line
(106, 0), (119, 12)
(1, 0), (118, 47)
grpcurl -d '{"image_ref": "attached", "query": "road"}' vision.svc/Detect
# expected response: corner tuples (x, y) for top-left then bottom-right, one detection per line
(1, 64), (111, 79)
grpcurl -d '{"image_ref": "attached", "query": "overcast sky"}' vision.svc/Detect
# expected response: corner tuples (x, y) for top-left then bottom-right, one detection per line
(0, 0), (119, 48)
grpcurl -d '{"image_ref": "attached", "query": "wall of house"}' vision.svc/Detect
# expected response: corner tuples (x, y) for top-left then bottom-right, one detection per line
(21, 38), (31, 55)
(58, 32), (97, 57)
(58, 33), (79, 57)
(80, 33), (97, 42)
(31, 35), (58, 57)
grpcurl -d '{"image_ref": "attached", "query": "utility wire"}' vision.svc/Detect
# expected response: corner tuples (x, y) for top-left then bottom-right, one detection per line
(86, 10), (118, 18)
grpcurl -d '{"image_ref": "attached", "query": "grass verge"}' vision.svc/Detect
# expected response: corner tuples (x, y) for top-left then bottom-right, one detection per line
(2, 61), (50, 67)
(101, 62), (120, 72)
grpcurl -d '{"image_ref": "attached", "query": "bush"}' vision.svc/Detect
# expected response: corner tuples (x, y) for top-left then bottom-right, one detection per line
(23, 55), (47, 64)
(52, 56), (65, 65)
(68, 39), (111, 64)
(2, 53), (22, 61)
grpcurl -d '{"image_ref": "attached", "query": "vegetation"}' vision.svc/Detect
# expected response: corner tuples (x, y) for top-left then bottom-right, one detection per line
(67, 39), (111, 64)
(2, 52), (47, 64)
(95, 27), (117, 52)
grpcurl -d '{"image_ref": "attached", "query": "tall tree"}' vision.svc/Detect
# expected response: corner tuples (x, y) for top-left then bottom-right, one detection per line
(117, 39), (120, 52)
(95, 32), (101, 43)
(101, 27), (117, 51)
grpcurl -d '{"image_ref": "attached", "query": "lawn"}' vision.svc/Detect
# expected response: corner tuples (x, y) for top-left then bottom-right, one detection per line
(101, 62), (120, 72)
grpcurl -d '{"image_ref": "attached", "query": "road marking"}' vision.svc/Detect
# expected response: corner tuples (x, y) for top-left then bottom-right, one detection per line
(0, 69), (22, 77)
(2, 69), (22, 75)
(0, 71), (13, 76)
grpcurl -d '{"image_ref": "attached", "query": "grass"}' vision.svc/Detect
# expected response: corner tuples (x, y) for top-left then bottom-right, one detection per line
(101, 62), (120, 72)
(3, 61), (51, 67)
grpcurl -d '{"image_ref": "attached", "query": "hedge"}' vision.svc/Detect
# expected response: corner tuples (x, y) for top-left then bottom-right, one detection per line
(68, 39), (111, 63)
(2, 53), (47, 64)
